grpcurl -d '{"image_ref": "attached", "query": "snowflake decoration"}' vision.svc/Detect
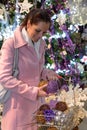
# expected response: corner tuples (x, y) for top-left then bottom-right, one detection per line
(57, 84), (87, 108)
(18, 0), (33, 13)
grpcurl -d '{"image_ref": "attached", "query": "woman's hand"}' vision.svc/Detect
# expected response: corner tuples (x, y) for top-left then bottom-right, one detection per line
(37, 83), (48, 97)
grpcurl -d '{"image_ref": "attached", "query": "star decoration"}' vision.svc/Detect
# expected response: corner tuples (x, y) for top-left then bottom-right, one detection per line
(18, 0), (33, 13)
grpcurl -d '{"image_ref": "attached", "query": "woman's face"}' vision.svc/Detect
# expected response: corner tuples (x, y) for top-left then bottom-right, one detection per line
(27, 21), (50, 42)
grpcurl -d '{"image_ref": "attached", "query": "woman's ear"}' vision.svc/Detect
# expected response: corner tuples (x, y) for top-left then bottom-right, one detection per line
(27, 20), (31, 28)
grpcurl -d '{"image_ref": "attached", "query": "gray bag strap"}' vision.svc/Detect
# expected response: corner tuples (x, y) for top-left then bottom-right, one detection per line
(12, 48), (19, 77)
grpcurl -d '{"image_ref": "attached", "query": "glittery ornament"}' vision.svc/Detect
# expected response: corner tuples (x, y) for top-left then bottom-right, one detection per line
(43, 109), (55, 122)
(36, 110), (46, 124)
(46, 80), (60, 94)
(55, 101), (68, 112)
(39, 104), (50, 111)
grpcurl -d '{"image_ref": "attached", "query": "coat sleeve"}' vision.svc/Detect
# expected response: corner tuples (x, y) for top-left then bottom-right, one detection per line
(0, 38), (39, 101)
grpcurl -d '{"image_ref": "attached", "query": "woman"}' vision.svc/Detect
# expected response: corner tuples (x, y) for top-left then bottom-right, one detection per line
(0, 8), (58, 130)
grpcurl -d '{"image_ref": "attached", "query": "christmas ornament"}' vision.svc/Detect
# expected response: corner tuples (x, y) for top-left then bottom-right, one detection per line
(56, 10), (66, 26)
(46, 80), (61, 94)
(18, 0), (33, 13)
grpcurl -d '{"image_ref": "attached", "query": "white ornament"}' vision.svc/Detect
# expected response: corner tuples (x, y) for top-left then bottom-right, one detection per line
(56, 10), (66, 25)
(18, 0), (33, 13)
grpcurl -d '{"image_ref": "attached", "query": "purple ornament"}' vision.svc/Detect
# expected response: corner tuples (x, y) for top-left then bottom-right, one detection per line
(46, 80), (61, 94)
(43, 109), (55, 122)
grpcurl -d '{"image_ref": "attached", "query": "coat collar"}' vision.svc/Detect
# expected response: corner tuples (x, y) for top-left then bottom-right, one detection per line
(21, 27), (33, 47)
(13, 26), (28, 49)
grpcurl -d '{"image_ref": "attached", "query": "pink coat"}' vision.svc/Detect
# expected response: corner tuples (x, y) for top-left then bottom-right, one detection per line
(0, 27), (54, 130)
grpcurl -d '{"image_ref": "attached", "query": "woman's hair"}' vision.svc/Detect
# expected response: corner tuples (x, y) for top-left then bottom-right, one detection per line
(21, 8), (51, 27)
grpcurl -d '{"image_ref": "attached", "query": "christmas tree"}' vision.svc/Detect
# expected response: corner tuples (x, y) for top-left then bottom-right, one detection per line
(39, 0), (87, 88)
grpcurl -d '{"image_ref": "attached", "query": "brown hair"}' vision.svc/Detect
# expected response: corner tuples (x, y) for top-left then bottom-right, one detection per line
(21, 8), (51, 28)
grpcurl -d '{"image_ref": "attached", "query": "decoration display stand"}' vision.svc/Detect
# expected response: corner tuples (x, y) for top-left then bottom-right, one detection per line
(34, 83), (87, 130)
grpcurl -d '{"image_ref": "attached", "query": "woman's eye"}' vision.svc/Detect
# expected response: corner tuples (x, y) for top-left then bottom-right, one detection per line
(43, 32), (46, 35)
(35, 29), (47, 35)
(35, 29), (41, 33)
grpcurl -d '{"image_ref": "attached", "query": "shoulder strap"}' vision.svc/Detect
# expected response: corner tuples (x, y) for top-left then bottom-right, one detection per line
(12, 48), (19, 78)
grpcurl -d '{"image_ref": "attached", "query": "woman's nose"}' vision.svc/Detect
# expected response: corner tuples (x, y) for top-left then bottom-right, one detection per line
(39, 32), (44, 38)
